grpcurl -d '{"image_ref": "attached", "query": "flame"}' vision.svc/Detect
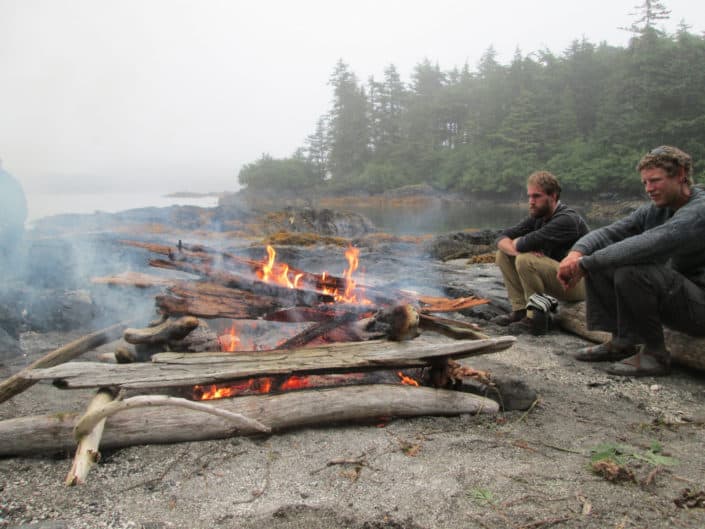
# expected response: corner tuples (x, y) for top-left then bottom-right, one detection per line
(279, 375), (312, 391)
(218, 322), (241, 352)
(257, 245), (300, 289)
(397, 371), (420, 386)
(257, 244), (370, 305)
(194, 378), (273, 400)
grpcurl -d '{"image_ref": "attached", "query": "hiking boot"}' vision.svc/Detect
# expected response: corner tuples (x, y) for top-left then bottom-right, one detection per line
(572, 341), (639, 362)
(527, 309), (550, 336)
(603, 350), (671, 377)
(506, 314), (549, 336)
(491, 309), (526, 327)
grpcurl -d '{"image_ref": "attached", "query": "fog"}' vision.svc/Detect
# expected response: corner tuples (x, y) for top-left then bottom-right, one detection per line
(1, 0), (704, 196)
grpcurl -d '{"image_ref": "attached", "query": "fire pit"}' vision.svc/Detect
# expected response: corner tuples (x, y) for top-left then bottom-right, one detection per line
(0, 238), (519, 486)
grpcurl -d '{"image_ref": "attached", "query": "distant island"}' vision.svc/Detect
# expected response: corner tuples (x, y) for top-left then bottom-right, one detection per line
(164, 191), (224, 199)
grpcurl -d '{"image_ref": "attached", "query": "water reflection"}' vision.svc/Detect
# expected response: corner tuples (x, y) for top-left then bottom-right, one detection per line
(344, 199), (525, 235)
(344, 197), (600, 235)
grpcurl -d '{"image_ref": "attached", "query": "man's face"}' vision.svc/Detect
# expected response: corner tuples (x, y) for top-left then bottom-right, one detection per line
(527, 184), (556, 218)
(640, 167), (683, 208)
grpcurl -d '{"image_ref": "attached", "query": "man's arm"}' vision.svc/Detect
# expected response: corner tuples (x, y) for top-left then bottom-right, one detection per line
(497, 236), (519, 256)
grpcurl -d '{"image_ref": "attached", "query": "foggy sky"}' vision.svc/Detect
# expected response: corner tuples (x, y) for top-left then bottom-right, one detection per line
(1, 0), (704, 194)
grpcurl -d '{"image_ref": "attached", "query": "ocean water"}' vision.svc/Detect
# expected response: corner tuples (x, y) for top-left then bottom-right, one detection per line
(25, 191), (221, 224)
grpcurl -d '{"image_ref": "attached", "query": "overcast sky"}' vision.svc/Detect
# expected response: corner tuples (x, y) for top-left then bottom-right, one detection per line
(1, 0), (704, 194)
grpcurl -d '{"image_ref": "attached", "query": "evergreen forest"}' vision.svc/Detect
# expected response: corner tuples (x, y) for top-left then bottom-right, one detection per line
(238, 3), (705, 200)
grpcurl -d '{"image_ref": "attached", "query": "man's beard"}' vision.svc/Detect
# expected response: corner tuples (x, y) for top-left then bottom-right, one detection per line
(529, 204), (550, 218)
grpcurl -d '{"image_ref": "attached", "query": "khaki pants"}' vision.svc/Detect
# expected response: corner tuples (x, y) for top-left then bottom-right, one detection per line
(495, 250), (585, 311)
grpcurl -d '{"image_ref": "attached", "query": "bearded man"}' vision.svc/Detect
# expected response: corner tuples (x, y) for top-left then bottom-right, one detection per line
(492, 171), (589, 334)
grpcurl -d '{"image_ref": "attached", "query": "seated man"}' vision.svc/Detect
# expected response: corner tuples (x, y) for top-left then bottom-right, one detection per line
(558, 146), (705, 376)
(493, 171), (589, 333)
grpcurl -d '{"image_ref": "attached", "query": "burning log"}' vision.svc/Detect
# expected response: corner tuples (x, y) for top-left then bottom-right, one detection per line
(0, 385), (498, 456)
(66, 389), (115, 486)
(123, 316), (200, 345)
(0, 321), (130, 404)
(22, 337), (516, 390)
(150, 258), (335, 306)
(155, 281), (286, 319)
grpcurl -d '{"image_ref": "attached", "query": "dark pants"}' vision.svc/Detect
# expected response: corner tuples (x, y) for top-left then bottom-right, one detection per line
(585, 264), (705, 358)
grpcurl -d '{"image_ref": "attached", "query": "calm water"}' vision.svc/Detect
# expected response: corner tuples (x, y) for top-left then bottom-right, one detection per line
(26, 192), (221, 224)
(344, 200), (526, 234)
(24, 192), (597, 235)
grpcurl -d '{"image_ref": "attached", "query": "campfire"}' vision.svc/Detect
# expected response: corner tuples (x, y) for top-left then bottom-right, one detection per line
(0, 238), (518, 487)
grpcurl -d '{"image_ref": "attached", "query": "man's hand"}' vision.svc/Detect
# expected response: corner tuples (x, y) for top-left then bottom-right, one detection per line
(557, 250), (585, 290)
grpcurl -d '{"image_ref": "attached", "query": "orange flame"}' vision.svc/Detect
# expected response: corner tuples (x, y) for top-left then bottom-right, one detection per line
(194, 378), (273, 400)
(279, 375), (312, 391)
(397, 371), (420, 386)
(257, 245), (370, 304)
(218, 322), (241, 352)
(256, 245), (303, 289)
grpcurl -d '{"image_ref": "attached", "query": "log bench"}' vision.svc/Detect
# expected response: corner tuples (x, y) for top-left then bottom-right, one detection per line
(555, 301), (705, 371)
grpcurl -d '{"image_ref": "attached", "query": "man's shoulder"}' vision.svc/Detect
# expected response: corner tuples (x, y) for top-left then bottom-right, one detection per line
(550, 202), (587, 222)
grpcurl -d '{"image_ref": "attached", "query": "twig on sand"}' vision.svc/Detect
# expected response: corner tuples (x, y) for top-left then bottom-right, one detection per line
(514, 515), (574, 529)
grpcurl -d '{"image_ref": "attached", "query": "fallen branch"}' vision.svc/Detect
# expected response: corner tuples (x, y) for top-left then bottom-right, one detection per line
(74, 394), (271, 438)
(66, 389), (115, 486)
(0, 321), (130, 404)
(123, 316), (200, 345)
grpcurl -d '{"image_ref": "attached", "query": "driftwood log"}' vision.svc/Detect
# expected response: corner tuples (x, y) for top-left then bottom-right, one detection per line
(65, 389), (115, 486)
(123, 316), (200, 345)
(0, 321), (130, 404)
(556, 301), (705, 371)
(0, 384), (498, 456)
(24, 337), (517, 390)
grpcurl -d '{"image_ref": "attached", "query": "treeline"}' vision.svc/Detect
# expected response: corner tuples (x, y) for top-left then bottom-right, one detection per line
(239, 8), (705, 199)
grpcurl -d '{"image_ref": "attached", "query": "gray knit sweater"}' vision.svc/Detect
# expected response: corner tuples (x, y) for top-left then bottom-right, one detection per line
(574, 186), (705, 288)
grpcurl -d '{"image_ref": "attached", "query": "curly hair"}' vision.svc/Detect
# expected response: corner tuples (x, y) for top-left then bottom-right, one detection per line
(637, 146), (693, 185)
(526, 171), (561, 199)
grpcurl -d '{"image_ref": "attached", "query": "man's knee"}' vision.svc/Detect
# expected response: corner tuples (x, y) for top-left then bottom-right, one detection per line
(613, 264), (663, 289)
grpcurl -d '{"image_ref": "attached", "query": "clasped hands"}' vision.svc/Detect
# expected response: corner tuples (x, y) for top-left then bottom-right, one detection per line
(557, 250), (585, 290)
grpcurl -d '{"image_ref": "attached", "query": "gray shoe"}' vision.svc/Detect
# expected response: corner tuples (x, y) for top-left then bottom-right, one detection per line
(572, 342), (639, 362)
(604, 350), (671, 377)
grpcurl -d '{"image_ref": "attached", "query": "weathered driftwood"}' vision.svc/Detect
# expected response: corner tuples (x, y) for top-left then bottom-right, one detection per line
(150, 258), (335, 306)
(0, 321), (130, 404)
(66, 389), (115, 486)
(0, 384), (498, 456)
(123, 316), (200, 345)
(91, 271), (176, 289)
(554, 302), (611, 344)
(415, 294), (490, 313)
(74, 395), (270, 437)
(419, 314), (490, 340)
(556, 301), (705, 371)
(24, 337), (516, 390)
(155, 281), (284, 319)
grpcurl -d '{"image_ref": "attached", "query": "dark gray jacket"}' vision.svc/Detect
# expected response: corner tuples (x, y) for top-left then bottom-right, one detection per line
(575, 186), (705, 288)
(497, 202), (589, 262)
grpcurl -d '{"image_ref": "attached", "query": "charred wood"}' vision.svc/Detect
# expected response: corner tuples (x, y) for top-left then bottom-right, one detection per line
(23, 337), (516, 390)
(123, 316), (200, 345)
